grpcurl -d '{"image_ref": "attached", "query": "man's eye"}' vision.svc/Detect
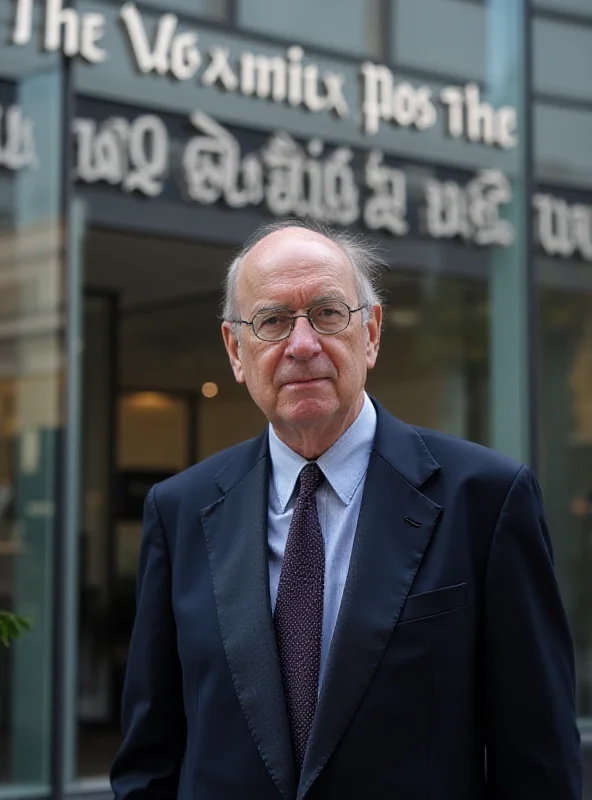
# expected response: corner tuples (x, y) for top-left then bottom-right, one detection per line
(261, 315), (283, 327)
(318, 306), (345, 318)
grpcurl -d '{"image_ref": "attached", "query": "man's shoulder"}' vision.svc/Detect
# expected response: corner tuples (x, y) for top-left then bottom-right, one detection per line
(373, 400), (526, 486)
(412, 423), (525, 482)
(374, 402), (525, 485)
(153, 434), (266, 505)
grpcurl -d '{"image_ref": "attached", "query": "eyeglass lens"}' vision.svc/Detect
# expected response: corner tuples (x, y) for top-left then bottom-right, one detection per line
(253, 301), (351, 340)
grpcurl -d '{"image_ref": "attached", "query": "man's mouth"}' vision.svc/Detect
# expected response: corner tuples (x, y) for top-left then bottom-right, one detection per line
(282, 377), (327, 386)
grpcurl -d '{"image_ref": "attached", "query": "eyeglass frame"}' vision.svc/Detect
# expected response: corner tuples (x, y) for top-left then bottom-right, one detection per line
(230, 300), (369, 342)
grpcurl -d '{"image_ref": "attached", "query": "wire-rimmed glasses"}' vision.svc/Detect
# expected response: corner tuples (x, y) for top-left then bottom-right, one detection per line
(232, 300), (367, 342)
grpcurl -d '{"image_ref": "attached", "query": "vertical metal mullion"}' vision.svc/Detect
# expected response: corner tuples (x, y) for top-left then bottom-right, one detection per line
(488, 0), (535, 466)
(523, 0), (539, 471)
(51, 9), (78, 797)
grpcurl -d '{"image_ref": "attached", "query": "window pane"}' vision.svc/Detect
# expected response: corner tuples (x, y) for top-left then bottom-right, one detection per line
(237, 0), (382, 57)
(0, 2), (64, 790)
(538, 287), (592, 719)
(534, 18), (592, 102)
(534, 2), (592, 721)
(533, 0), (592, 15)
(391, 0), (486, 81)
(132, 0), (228, 19)
(368, 273), (489, 444)
(535, 105), (592, 189)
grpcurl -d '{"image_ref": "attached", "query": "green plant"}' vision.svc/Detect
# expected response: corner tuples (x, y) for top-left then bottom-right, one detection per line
(0, 611), (31, 647)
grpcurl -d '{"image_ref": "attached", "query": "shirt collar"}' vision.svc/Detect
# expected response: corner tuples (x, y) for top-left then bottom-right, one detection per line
(268, 393), (377, 512)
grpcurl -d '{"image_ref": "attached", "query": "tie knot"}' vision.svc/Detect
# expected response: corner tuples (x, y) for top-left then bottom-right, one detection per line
(298, 462), (324, 498)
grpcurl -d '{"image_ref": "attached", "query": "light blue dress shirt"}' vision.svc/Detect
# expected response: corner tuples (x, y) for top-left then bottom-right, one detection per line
(268, 393), (377, 688)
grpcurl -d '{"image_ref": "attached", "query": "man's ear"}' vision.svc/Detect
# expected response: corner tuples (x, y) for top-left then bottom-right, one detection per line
(365, 304), (382, 370)
(221, 322), (246, 384)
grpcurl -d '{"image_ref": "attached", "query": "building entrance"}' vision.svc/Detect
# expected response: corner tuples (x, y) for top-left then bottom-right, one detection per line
(77, 229), (268, 774)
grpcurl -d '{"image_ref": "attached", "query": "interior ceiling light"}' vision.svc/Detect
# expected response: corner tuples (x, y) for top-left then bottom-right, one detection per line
(202, 382), (219, 398)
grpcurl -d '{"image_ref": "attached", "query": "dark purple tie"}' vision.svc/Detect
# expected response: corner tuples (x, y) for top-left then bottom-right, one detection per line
(274, 462), (325, 772)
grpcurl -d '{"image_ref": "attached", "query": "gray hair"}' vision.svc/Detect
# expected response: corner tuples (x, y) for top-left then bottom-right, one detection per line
(221, 219), (385, 323)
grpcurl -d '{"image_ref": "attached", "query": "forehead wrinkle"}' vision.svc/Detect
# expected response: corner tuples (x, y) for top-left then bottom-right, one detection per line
(249, 277), (351, 315)
(252, 292), (349, 316)
(236, 231), (357, 314)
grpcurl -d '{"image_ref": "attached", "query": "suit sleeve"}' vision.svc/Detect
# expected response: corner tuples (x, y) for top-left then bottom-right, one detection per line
(110, 485), (186, 800)
(483, 465), (582, 799)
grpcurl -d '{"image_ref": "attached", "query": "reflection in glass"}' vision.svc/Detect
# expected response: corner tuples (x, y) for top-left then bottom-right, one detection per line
(0, 2), (65, 777)
(539, 288), (592, 720)
(368, 272), (489, 444)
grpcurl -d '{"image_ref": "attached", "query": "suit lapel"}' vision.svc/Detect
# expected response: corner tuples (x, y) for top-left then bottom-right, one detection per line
(298, 407), (442, 799)
(201, 435), (296, 800)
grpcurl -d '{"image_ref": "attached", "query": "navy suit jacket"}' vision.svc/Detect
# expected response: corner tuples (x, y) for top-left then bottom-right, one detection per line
(110, 401), (582, 799)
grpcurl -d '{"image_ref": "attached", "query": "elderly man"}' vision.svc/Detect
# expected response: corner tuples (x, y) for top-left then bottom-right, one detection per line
(110, 220), (582, 799)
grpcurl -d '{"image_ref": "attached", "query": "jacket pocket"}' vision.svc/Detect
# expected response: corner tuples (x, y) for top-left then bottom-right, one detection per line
(398, 582), (467, 624)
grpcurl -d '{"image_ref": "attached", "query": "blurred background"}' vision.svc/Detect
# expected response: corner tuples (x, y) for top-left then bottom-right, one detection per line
(0, 0), (591, 796)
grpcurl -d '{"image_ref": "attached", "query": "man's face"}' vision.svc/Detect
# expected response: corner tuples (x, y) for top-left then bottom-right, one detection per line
(222, 228), (381, 441)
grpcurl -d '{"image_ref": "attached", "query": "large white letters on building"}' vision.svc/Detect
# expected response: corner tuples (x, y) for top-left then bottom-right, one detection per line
(11, 0), (516, 148)
(3, 1), (590, 263)
(2, 103), (589, 261)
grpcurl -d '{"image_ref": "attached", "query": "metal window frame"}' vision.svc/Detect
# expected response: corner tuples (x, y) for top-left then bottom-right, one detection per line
(523, 0), (539, 471)
(51, 12), (77, 800)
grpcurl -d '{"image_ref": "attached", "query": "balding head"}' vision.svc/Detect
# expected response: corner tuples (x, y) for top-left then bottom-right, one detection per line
(222, 219), (384, 324)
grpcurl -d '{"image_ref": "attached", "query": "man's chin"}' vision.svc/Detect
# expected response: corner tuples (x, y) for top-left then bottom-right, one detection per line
(277, 393), (337, 425)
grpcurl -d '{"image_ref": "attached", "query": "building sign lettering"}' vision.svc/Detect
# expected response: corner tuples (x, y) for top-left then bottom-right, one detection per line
(534, 193), (592, 262)
(363, 152), (408, 236)
(73, 114), (168, 196)
(0, 104), (37, 171)
(424, 170), (514, 247)
(4, 102), (587, 261)
(183, 111), (264, 209)
(11, 0), (516, 148)
(12, 0), (108, 63)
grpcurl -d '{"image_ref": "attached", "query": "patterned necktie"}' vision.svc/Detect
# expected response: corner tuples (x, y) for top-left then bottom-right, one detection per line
(274, 461), (325, 772)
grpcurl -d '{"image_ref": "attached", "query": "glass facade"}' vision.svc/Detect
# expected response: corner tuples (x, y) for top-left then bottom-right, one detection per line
(238, 0), (383, 56)
(0, 0), (590, 795)
(0, 0), (67, 792)
(532, 0), (592, 734)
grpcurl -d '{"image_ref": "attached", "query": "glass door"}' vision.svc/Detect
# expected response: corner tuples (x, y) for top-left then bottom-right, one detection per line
(78, 284), (197, 775)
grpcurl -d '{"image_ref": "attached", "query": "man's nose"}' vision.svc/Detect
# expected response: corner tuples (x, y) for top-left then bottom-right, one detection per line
(285, 316), (322, 360)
